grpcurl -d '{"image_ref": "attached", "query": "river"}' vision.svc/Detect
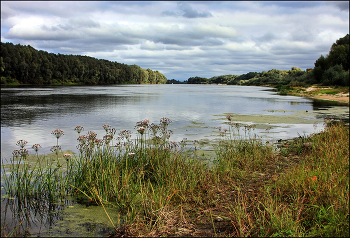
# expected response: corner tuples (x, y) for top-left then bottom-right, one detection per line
(1, 84), (349, 236)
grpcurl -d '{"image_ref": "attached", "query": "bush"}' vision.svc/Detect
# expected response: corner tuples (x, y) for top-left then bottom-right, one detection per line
(322, 64), (348, 86)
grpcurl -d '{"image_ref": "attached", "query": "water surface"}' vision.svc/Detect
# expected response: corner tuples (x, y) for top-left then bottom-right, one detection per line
(1, 84), (349, 160)
(1, 84), (349, 236)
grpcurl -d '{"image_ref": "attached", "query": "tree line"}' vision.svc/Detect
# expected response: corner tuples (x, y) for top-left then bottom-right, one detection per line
(179, 34), (349, 87)
(0, 42), (167, 85)
(1, 34), (348, 87)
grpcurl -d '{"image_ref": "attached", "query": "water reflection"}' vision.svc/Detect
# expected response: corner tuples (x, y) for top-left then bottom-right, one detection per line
(1, 196), (67, 236)
(1, 196), (116, 237)
(1, 84), (349, 237)
(1, 93), (156, 127)
(1, 84), (348, 160)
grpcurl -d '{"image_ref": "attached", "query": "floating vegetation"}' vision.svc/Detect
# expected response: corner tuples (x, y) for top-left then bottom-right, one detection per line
(1, 117), (348, 237)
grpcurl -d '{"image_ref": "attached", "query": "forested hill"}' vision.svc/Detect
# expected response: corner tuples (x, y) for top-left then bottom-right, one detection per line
(0, 42), (167, 85)
(181, 34), (349, 87)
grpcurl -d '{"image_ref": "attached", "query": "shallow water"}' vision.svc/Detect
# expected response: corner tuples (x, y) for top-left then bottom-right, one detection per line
(1, 195), (118, 237)
(2, 84), (348, 161)
(1, 84), (349, 236)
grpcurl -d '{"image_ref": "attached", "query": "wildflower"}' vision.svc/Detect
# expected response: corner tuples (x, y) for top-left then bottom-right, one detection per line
(32, 144), (42, 153)
(136, 119), (150, 128)
(19, 148), (29, 157)
(226, 115), (232, 121)
(128, 153), (135, 157)
(95, 139), (104, 148)
(149, 123), (159, 135)
(77, 135), (88, 144)
(64, 153), (71, 158)
(103, 124), (111, 133)
(160, 117), (172, 126)
(64, 153), (71, 162)
(311, 176), (317, 182)
(142, 118), (150, 125)
(50, 145), (61, 153)
(12, 150), (20, 158)
(52, 129), (64, 139)
(103, 134), (113, 145)
(165, 130), (173, 139)
(119, 130), (132, 140)
(137, 127), (146, 135)
(87, 131), (97, 141)
(217, 126), (222, 131)
(16, 139), (28, 148)
(108, 128), (116, 137)
(74, 126), (84, 134)
(233, 123), (240, 130)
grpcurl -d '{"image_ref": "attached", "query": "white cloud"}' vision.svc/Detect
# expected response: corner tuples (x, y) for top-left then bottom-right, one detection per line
(1, 1), (349, 81)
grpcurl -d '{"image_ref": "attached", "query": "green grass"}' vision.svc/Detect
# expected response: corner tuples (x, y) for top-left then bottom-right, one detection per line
(274, 85), (349, 99)
(1, 118), (349, 237)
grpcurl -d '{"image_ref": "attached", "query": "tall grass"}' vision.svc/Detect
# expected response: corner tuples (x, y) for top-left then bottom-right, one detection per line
(262, 121), (349, 236)
(222, 120), (349, 237)
(2, 118), (348, 237)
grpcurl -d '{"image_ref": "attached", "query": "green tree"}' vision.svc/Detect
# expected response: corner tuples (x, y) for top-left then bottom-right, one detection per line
(313, 55), (328, 83)
(328, 44), (349, 71)
(187, 76), (208, 84)
(0, 42), (167, 85)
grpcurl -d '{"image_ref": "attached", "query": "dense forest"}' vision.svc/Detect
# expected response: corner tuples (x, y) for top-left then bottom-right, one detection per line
(1, 34), (348, 86)
(0, 42), (167, 85)
(181, 34), (349, 87)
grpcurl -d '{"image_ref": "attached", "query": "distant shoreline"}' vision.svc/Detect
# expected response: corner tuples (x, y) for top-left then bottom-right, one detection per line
(1, 82), (348, 105)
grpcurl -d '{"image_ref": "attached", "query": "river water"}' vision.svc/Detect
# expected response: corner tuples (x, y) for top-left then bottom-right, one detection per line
(1, 84), (349, 236)
(1, 84), (349, 160)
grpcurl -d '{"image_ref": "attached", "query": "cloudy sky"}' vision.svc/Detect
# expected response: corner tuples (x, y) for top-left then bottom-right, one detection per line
(1, 1), (349, 81)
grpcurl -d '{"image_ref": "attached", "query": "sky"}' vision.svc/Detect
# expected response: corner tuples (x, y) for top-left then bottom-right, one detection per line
(1, 1), (349, 81)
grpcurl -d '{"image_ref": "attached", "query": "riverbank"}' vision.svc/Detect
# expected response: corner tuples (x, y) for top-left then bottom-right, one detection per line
(110, 121), (349, 237)
(2, 119), (348, 237)
(277, 85), (349, 104)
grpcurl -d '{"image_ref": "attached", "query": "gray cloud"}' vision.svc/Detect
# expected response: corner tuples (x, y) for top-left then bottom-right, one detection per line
(162, 10), (178, 17)
(1, 1), (348, 81)
(290, 27), (316, 42)
(253, 33), (278, 43)
(261, 1), (322, 9)
(178, 2), (213, 18)
(327, 1), (350, 11)
(162, 2), (213, 18)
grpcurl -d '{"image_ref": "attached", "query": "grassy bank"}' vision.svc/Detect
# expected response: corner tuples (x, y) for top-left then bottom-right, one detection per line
(274, 84), (349, 104)
(1, 118), (349, 237)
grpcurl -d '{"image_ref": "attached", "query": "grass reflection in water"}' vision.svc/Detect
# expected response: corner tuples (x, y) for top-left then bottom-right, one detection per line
(1, 117), (349, 237)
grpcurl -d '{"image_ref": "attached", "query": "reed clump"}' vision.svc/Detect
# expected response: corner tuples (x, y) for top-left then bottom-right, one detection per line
(2, 118), (348, 237)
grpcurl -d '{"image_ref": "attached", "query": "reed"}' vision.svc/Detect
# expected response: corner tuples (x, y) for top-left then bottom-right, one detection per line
(2, 118), (348, 237)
